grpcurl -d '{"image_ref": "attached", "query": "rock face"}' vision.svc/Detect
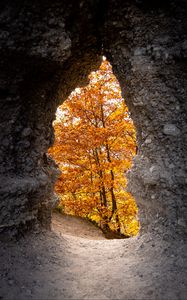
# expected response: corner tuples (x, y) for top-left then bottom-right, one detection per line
(0, 0), (186, 239)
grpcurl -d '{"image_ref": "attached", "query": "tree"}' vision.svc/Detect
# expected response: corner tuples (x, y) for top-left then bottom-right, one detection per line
(49, 59), (139, 237)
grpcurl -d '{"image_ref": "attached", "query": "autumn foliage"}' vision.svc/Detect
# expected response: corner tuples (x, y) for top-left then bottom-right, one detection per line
(49, 59), (139, 237)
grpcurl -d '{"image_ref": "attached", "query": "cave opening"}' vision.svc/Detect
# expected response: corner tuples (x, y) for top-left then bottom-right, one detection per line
(48, 57), (139, 239)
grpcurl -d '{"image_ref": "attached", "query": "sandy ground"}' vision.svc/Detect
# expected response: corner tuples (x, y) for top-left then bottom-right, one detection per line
(0, 212), (186, 300)
(52, 213), (106, 240)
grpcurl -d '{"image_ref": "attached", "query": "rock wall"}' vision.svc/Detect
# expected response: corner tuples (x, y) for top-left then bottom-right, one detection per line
(0, 0), (186, 239)
(0, 0), (102, 238)
(103, 0), (187, 238)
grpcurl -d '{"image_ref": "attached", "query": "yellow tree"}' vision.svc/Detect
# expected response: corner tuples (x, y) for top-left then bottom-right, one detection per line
(49, 59), (139, 236)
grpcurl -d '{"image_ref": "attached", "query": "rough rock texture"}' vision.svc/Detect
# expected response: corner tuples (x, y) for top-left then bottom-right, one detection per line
(0, 0), (102, 237)
(0, 0), (187, 240)
(103, 0), (187, 237)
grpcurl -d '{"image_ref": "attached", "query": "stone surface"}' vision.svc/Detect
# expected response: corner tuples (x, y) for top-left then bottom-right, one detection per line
(163, 124), (181, 136)
(0, 214), (186, 300)
(0, 0), (187, 241)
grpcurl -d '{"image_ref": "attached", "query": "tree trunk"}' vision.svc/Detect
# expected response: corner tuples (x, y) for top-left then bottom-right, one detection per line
(92, 148), (107, 207)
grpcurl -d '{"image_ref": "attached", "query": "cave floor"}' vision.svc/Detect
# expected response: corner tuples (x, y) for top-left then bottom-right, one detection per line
(0, 213), (186, 300)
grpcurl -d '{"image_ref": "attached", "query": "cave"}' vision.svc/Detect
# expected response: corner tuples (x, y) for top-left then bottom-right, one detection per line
(0, 0), (187, 242)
